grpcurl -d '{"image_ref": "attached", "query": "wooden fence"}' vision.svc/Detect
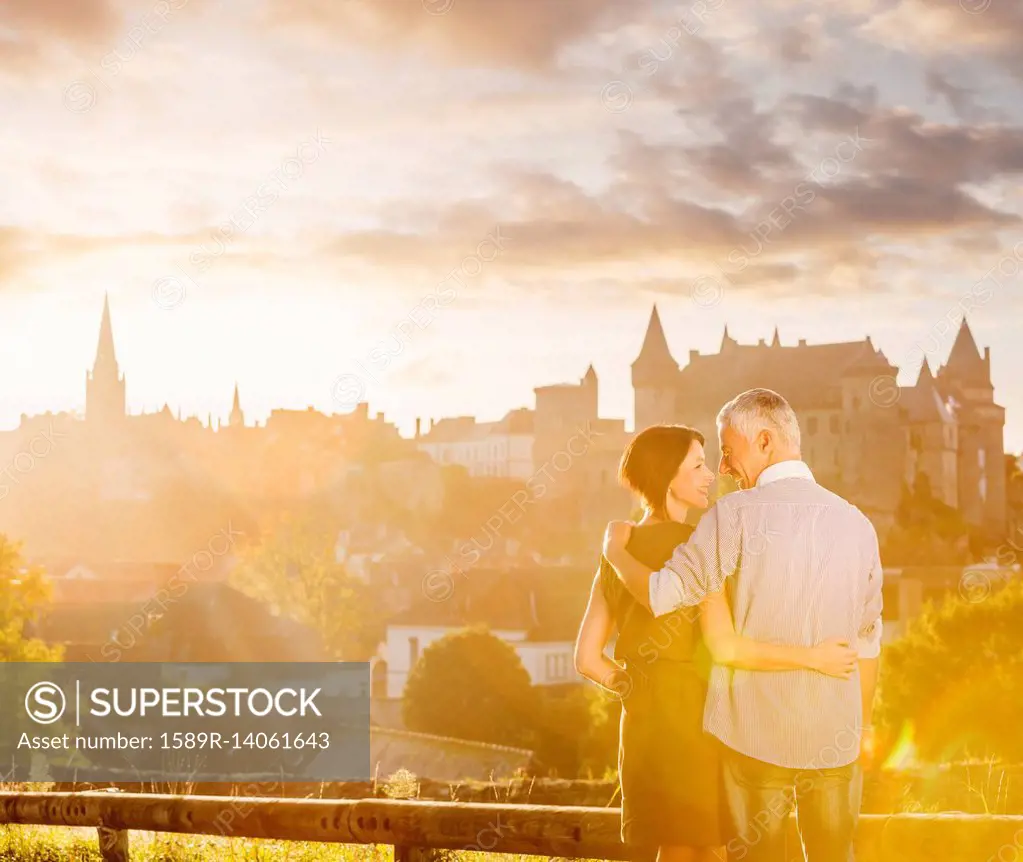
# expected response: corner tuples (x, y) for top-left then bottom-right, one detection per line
(2, 791), (1022, 861)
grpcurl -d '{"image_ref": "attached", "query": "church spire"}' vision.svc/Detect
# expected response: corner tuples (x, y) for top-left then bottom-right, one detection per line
(94, 292), (118, 373)
(720, 323), (737, 352)
(86, 293), (126, 424)
(229, 383), (245, 428)
(771, 326), (780, 347)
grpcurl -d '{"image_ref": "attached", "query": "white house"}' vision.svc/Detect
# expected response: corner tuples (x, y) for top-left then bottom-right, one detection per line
(383, 624), (578, 698)
(414, 409), (534, 480)
(378, 567), (590, 699)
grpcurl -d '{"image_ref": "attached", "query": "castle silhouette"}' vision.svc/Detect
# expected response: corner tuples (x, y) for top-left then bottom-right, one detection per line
(17, 296), (1010, 546)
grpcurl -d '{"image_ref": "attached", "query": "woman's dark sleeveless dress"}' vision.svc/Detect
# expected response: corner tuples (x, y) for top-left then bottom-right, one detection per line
(599, 520), (725, 849)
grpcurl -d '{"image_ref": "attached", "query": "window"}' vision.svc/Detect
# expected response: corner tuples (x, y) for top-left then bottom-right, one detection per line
(408, 637), (419, 668)
(807, 417), (818, 435)
(852, 396), (861, 410)
(978, 448), (986, 468)
(830, 415), (840, 434)
(545, 653), (570, 681)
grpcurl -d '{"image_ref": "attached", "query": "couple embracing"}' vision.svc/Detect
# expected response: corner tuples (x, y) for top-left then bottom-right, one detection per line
(575, 388), (883, 862)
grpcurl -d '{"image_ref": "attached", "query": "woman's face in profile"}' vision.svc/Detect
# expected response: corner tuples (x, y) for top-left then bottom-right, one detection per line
(667, 440), (715, 510)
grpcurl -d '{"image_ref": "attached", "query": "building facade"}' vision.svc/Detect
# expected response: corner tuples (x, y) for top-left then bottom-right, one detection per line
(414, 409), (534, 479)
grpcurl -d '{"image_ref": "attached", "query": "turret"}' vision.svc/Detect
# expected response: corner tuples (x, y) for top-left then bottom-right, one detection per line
(631, 305), (680, 430)
(936, 319), (1005, 537)
(582, 363), (598, 418)
(631, 305), (679, 388)
(938, 318), (991, 393)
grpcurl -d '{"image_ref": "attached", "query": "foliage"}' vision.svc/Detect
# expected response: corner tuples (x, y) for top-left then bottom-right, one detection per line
(0, 535), (63, 662)
(228, 514), (375, 660)
(402, 626), (539, 749)
(531, 684), (619, 778)
(877, 576), (1023, 762)
(0, 826), (397, 861)
(882, 474), (973, 565)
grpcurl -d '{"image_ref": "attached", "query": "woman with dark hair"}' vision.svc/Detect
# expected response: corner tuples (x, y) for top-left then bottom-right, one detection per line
(574, 424), (855, 862)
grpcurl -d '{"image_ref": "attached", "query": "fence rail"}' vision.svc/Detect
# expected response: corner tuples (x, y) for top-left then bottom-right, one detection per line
(1, 791), (1022, 861)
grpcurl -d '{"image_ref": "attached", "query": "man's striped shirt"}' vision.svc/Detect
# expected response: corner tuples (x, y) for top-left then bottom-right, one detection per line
(648, 460), (883, 769)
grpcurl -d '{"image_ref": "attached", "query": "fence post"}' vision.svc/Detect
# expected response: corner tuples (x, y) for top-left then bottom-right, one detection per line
(97, 787), (130, 862)
(394, 846), (431, 862)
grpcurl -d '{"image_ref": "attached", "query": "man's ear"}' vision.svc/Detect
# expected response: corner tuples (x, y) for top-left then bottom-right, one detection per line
(757, 428), (772, 453)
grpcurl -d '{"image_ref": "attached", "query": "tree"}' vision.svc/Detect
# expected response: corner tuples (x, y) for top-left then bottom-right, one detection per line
(531, 684), (620, 777)
(877, 577), (1023, 763)
(402, 626), (539, 749)
(882, 476), (972, 565)
(229, 514), (374, 660)
(0, 534), (63, 661)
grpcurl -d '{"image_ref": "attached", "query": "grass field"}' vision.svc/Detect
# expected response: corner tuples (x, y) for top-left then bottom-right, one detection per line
(0, 828), (482, 861)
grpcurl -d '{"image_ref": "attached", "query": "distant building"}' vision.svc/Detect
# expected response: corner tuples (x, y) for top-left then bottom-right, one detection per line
(415, 409), (534, 479)
(31, 560), (324, 663)
(380, 567), (591, 698)
(85, 294), (126, 427)
(631, 305), (1007, 539)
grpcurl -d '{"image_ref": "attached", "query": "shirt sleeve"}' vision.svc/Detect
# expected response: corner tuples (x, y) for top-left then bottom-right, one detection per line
(649, 499), (740, 617)
(858, 523), (884, 659)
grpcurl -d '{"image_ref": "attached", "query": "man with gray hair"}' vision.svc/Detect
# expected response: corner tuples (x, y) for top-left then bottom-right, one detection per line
(603, 387), (883, 861)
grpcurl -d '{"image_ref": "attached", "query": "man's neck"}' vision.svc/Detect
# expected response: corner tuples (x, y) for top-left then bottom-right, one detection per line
(766, 452), (802, 469)
(752, 453), (804, 486)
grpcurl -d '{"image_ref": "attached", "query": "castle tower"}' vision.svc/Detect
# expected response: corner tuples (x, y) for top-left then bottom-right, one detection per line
(837, 338), (905, 534)
(582, 363), (598, 420)
(936, 319), (1006, 537)
(85, 293), (126, 425)
(903, 358), (959, 509)
(228, 383), (245, 428)
(631, 305), (680, 430)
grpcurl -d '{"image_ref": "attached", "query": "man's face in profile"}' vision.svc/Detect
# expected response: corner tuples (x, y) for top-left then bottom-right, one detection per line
(718, 425), (756, 489)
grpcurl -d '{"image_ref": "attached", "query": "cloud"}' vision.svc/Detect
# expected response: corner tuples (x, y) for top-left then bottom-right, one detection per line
(783, 94), (1023, 186)
(0, 0), (118, 72)
(318, 117), (1018, 299)
(265, 0), (643, 70)
(861, 0), (1023, 76)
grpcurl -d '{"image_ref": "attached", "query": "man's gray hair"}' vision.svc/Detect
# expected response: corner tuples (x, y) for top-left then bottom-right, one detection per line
(717, 388), (801, 450)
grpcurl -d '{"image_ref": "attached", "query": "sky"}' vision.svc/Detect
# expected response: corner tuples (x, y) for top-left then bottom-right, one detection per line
(1, 0), (1022, 451)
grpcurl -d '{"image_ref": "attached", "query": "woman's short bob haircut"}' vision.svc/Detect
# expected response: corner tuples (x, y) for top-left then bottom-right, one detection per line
(617, 424), (704, 519)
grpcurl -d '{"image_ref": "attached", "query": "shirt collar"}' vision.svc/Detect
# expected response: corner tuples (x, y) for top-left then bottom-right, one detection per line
(756, 459), (816, 487)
